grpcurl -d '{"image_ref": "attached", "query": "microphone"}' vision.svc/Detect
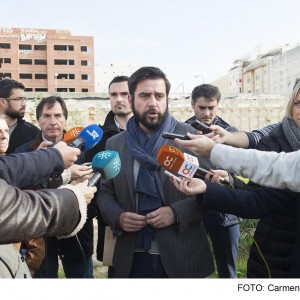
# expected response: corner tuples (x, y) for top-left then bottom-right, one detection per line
(63, 126), (84, 143)
(88, 150), (121, 186)
(68, 124), (103, 152)
(156, 145), (230, 184)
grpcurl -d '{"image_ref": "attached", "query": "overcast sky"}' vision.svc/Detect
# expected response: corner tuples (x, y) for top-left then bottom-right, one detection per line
(1, 0), (299, 92)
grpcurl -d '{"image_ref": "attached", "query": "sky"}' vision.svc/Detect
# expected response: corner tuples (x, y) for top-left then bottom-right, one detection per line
(1, 0), (299, 92)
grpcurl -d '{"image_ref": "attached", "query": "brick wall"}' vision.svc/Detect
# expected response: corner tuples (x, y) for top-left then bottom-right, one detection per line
(24, 93), (289, 131)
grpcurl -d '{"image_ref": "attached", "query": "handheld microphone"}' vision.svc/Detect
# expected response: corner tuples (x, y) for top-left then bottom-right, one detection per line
(156, 145), (230, 184)
(63, 127), (84, 143)
(68, 124), (103, 152)
(88, 150), (121, 186)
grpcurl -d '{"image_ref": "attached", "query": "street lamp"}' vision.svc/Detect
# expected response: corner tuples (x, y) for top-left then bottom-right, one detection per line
(195, 74), (205, 84)
(54, 73), (58, 92)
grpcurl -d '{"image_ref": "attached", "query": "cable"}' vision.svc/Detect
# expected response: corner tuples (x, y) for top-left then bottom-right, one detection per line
(229, 174), (271, 278)
(75, 234), (86, 278)
(243, 227), (271, 278)
(0, 256), (15, 278)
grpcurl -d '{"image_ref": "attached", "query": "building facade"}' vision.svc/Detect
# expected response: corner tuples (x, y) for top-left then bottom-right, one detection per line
(0, 27), (94, 92)
(94, 61), (140, 93)
(268, 45), (300, 94)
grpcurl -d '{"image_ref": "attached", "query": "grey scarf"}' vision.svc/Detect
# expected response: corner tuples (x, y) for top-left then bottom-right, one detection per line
(282, 117), (300, 151)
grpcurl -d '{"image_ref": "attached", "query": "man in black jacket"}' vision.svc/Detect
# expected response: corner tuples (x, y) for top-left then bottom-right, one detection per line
(185, 84), (240, 278)
(15, 96), (94, 278)
(0, 79), (39, 154)
(85, 76), (132, 274)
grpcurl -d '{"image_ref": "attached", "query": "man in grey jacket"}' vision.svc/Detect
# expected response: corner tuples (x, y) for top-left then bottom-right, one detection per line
(98, 67), (214, 278)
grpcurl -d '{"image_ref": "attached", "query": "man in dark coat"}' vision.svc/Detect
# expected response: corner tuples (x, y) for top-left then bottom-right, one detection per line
(85, 76), (132, 276)
(0, 79), (39, 154)
(15, 96), (94, 278)
(185, 84), (240, 278)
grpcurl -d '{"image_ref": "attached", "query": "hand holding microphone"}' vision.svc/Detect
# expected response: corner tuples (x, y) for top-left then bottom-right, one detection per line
(53, 141), (81, 169)
(72, 179), (97, 204)
(69, 164), (94, 183)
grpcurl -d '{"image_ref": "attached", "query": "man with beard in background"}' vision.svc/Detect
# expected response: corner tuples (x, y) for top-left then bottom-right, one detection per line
(0, 79), (39, 154)
(85, 76), (132, 276)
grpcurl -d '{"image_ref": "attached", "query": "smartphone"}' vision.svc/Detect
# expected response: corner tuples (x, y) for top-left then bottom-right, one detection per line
(162, 132), (190, 140)
(164, 170), (182, 183)
(195, 167), (230, 185)
(191, 121), (212, 134)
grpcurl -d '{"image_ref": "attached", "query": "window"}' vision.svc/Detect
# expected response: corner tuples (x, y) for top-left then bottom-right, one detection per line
(54, 45), (74, 51)
(57, 88), (75, 92)
(34, 59), (47, 65)
(0, 58), (11, 65)
(0, 43), (11, 49)
(56, 73), (75, 80)
(19, 59), (32, 65)
(20, 73), (33, 79)
(35, 74), (47, 79)
(19, 44), (32, 50)
(55, 59), (67, 65)
(81, 74), (88, 80)
(35, 88), (48, 92)
(81, 46), (88, 52)
(81, 60), (88, 66)
(34, 45), (47, 50)
(57, 88), (68, 92)
(0, 73), (11, 79)
(25, 88), (33, 91)
(82, 88), (88, 92)
(54, 59), (74, 65)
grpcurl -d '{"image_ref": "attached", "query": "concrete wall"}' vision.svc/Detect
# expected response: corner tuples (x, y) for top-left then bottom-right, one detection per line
(24, 93), (289, 132)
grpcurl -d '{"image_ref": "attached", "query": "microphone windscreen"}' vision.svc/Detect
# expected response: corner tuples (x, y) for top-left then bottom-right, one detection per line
(64, 127), (83, 143)
(78, 124), (103, 151)
(156, 145), (185, 173)
(92, 150), (121, 180)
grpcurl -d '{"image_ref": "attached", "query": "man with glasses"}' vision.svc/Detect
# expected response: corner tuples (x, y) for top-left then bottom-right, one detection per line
(0, 79), (39, 154)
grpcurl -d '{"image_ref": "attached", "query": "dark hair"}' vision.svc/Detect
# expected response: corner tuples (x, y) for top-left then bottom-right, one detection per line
(293, 78), (300, 89)
(128, 67), (171, 100)
(36, 96), (68, 120)
(108, 76), (129, 90)
(191, 84), (221, 104)
(0, 79), (25, 98)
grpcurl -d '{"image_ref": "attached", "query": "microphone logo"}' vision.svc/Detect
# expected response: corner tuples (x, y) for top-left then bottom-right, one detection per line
(177, 153), (199, 178)
(98, 151), (121, 173)
(163, 155), (177, 168)
(87, 129), (100, 140)
(112, 156), (121, 172)
(182, 164), (193, 175)
(70, 128), (82, 137)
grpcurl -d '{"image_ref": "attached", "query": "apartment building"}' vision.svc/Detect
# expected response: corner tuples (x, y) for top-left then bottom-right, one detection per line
(0, 27), (94, 92)
(94, 61), (140, 93)
(268, 45), (300, 94)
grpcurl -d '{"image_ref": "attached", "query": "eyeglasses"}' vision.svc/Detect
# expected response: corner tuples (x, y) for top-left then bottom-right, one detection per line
(5, 97), (27, 102)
